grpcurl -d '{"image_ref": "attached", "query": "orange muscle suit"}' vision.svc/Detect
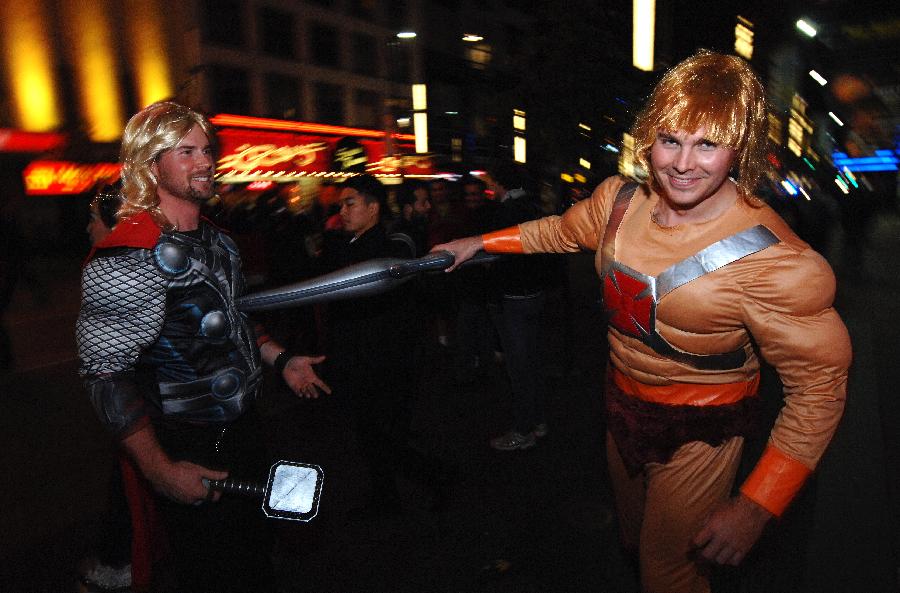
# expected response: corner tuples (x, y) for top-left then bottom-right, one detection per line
(483, 175), (851, 591)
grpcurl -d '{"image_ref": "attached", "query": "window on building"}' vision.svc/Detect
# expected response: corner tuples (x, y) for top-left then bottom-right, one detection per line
(266, 74), (302, 120)
(348, 0), (376, 21)
(202, 0), (245, 48)
(387, 41), (411, 82)
(207, 65), (251, 114)
(351, 33), (378, 75)
(315, 82), (345, 124)
(354, 89), (381, 128)
(310, 23), (341, 68)
(259, 7), (295, 59)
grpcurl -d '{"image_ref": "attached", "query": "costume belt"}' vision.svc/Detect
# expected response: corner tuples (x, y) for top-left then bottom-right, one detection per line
(159, 367), (262, 421)
(611, 368), (760, 406)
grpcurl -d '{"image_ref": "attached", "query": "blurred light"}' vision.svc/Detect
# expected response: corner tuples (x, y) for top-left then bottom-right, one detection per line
(470, 170), (486, 177)
(578, 123), (592, 131)
(574, 173), (587, 183)
(832, 150), (899, 172)
(632, 0), (655, 71)
(802, 157), (815, 170)
(842, 167), (859, 188)
(414, 113), (428, 153)
(66, 0), (125, 141)
(579, 158), (591, 169)
(780, 180), (798, 196)
(834, 176), (850, 194)
(797, 185), (811, 201)
(247, 181), (275, 191)
(809, 70), (827, 86)
(210, 114), (415, 140)
(1, 2), (61, 131)
(397, 31), (417, 39)
(828, 112), (844, 126)
(734, 17), (754, 60)
(412, 84), (427, 111)
(513, 115), (526, 131)
(462, 34), (483, 42)
(514, 136), (526, 163)
(561, 173), (574, 183)
(396, 117), (410, 127)
(445, 111), (458, 115)
(796, 19), (817, 37)
(125, 0), (172, 107)
(604, 143), (620, 153)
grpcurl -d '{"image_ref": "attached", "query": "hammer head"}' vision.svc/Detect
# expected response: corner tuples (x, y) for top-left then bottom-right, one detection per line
(262, 461), (324, 522)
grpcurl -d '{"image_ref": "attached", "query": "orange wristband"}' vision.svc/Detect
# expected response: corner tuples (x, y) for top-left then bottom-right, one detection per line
(740, 445), (812, 517)
(482, 226), (524, 254)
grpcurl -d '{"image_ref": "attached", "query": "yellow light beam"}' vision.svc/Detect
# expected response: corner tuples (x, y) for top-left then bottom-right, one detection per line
(125, 0), (173, 107)
(633, 0), (655, 71)
(0, 1), (61, 131)
(64, 0), (124, 141)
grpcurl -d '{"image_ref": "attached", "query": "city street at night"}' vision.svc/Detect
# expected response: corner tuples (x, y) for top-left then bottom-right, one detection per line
(2, 211), (898, 592)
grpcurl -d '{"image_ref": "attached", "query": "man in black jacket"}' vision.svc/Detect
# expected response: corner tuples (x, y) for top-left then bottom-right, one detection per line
(322, 174), (449, 515)
(482, 162), (551, 451)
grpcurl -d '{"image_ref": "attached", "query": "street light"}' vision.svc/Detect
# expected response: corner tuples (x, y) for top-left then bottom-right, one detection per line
(397, 31), (416, 39)
(795, 19), (817, 37)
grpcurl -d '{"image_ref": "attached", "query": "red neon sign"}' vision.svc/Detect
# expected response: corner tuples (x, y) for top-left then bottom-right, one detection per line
(23, 161), (121, 195)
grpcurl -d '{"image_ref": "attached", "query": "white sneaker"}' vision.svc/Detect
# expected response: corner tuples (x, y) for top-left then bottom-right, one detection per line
(490, 430), (537, 451)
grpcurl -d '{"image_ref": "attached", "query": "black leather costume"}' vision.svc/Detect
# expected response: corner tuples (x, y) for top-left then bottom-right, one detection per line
(77, 211), (261, 434)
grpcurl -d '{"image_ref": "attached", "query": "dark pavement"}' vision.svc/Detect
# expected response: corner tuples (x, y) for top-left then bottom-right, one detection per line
(1, 211), (899, 593)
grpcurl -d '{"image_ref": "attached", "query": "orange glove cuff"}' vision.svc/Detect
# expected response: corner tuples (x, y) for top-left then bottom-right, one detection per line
(482, 226), (524, 254)
(740, 445), (812, 517)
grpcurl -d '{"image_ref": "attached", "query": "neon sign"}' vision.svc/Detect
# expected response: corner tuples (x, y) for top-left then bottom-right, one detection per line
(23, 161), (120, 195)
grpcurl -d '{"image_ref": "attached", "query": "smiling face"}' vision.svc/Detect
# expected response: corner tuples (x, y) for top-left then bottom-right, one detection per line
(649, 127), (737, 218)
(152, 125), (215, 204)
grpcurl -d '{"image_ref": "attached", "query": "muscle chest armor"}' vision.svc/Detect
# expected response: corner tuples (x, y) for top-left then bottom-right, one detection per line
(600, 183), (779, 370)
(83, 222), (260, 423)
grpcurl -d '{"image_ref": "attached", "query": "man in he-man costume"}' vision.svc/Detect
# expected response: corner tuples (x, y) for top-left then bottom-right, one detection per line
(76, 101), (329, 591)
(434, 51), (851, 593)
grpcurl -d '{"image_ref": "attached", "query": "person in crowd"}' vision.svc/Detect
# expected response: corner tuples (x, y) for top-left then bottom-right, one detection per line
(77, 183), (135, 593)
(392, 178), (432, 256)
(433, 51), (851, 593)
(320, 174), (451, 517)
(76, 101), (330, 592)
(453, 175), (500, 385)
(480, 162), (552, 450)
(86, 183), (124, 246)
(424, 177), (467, 348)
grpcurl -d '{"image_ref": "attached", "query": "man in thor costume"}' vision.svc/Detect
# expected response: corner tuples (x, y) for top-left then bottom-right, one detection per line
(434, 51), (851, 593)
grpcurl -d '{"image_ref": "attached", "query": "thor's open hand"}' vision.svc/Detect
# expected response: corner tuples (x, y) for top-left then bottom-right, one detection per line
(283, 355), (331, 398)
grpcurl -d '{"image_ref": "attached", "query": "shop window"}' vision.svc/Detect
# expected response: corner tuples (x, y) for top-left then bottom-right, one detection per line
(259, 7), (295, 59)
(266, 74), (301, 120)
(315, 82), (345, 124)
(202, 0), (245, 48)
(208, 65), (251, 114)
(310, 23), (341, 68)
(351, 33), (378, 75)
(354, 89), (381, 128)
(348, 0), (376, 21)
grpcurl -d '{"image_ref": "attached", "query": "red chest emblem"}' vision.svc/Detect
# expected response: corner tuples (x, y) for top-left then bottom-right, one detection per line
(603, 267), (655, 337)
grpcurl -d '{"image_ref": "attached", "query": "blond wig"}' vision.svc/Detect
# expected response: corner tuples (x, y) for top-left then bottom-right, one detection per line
(117, 101), (217, 227)
(631, 50), (770, 201)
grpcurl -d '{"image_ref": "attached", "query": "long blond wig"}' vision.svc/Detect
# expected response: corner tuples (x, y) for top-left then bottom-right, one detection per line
(117, 101), (217, 227)
(630, 50), (770, 201)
